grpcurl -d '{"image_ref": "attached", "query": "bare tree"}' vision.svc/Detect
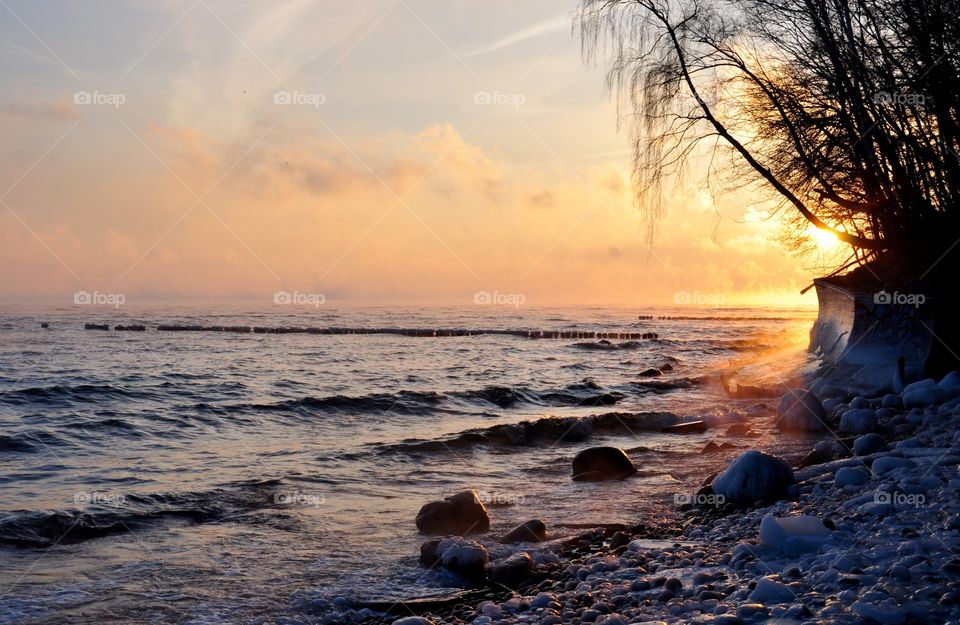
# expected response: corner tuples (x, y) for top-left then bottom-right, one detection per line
(579, 0), (960, 275)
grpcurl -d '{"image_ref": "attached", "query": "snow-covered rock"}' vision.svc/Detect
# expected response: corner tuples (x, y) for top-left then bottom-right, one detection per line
(776, 390), (828, 432)
(881, 393), (903, 408)
(854, 433), (886, 456)
(840, 408), (878, 434)
(938, 371), (960, 397)
(850, 395), (870, 409)
(836, 466), (869, 486)
(902, 378), (942, 408)
(871, 456), (917, 475)
(711, 450), (794, 505)
(436, 537), (488, 581)
(758, 513), (830, 553)
(852, 599), (906, 624)
(748, 577), (796, 604)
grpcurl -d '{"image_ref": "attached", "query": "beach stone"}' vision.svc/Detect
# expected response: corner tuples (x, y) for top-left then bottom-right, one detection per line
(500, 519), (547, 544)
(416, 490), (490, 535)
(711, 450), (794, 505)
(835, 466), (869, 487)
(881, 394), (903, 408)
(871, 456), (917, 475)
(840, 409), (878, 434)
(489, 551), (533, 587)
(735, 603), (770, 619)
(850, 396), (871, 409)
(854, 433), (887, 456)
(776, 389), (828, 432)
(852, 599), (906, 624)
(748, 577), (795, 604)
(436, 537), (488, 581)
(572, 446), (637, 481)
(639, 368), (663, 377)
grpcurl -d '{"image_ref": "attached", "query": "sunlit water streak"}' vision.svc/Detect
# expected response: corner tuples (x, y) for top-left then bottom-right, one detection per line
(0, 305), (818, 624)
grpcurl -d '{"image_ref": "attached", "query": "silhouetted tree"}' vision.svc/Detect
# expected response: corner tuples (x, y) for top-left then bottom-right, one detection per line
(580, 0), (960, 275)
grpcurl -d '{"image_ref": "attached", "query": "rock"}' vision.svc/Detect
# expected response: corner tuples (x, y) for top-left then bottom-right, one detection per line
(881, 393), (903, 408)
(854, 433), (887, 456)
(748, 577), (796, 604)
(639, 368), (663, 377)
(839, 408), (878, 434)
(902, 379), (942, 408)
(835, 466), (869, 486)
(849, 395), (870, 409)
(572, 446), (637, 481)
(489, 551), (533, 587)
(420, 539), (441, 566)
(736, 603), (770, 620)
(796, 440), (836, 468)
(700, 441), (735, 453)
(711, 450), (794, 505)
(500, 519), (547, 544)
(851, 599), (906, 624)
(436, 537), (488, 581)
(871, 456), (917, 475)
(416, 490), (490, 535)
(759, 513), (830, 553)
(725, 423), (753, 436)
(392, 618), (435, 625)
(776, 389), (828, 432)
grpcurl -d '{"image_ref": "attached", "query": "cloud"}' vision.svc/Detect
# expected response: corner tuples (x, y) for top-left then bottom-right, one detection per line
(0, 99), (80, 121)
(463, 15), (569, 59)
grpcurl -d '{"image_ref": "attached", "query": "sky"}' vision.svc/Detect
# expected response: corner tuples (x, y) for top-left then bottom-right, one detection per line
(0, 0), (832, 307)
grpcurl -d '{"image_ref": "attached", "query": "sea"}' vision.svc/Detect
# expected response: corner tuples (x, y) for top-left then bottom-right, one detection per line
(0, 304), (821, 624)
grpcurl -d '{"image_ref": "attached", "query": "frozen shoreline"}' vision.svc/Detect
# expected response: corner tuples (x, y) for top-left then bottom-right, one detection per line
(356, 370), (960, 625)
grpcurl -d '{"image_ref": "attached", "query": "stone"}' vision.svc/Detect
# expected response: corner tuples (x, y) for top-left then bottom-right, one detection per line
(500, 519), (548, 544)
(711, 450), (794, 505)
(572, 446), (637, 481)
(416, 490), (490, 535)
(854, 433), (886, 456)
(871, 456), (917, 475)
(489, 551), (533, 587)
(835, 466), (869, 487)
(776, 389), (828, 431)
(840, 409), (878, 434)
(436, 537), (488, 581)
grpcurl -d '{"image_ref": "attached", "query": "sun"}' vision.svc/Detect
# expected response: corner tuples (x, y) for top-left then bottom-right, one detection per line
(808, 225), (840, 251)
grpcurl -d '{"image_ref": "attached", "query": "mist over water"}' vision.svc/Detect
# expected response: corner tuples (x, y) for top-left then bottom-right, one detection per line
(0, 305), (817, 624)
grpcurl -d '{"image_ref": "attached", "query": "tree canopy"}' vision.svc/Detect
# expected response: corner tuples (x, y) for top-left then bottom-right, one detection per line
(579, 0), (960, 276)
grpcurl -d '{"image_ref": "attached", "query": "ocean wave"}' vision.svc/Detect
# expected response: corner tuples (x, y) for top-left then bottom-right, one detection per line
(0, 383), (142, 406)
(369, 411), (681, 455)
(204, 379), (627, 416)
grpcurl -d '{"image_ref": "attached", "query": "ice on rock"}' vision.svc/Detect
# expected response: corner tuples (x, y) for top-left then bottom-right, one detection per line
(759, 513), (830, 554)
(436, 537), (488, 580)
(852, 599), (906, 624)
(711, 450), (794, 504)
(840, 408), (878, 434)
(902, 378), (943, 408)
(748, 577), (796, 604)
(392, 618), (436, 625)
(854, 433), (887, 456)
(938, 371), (960, 397)
(872, 456), (917, 475)
(776, 389), (828, 431)
(835, 466), (869, 487)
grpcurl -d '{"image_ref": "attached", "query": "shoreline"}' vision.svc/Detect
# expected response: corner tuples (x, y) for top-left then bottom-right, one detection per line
(355, 370), (960, 625)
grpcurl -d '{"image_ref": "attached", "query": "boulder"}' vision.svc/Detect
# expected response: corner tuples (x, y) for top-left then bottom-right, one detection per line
(776, 390), (828, 432)
(835, 466), (869, 487)
(489, 551), (533, 587)
(662, 420), (707, 434)
(840, 409), (878, 434)
(436, 537), (488, 581)
(416, 490), (490, 535)
(853, 433), (887, 456)
(711, 450), (794, 505)
(571, 446), (637, 481)
(500, 519), (547, 544)
(902, 378), (942, 408)
(758, 513), (831, 554)
(639, 368), (663, 377)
